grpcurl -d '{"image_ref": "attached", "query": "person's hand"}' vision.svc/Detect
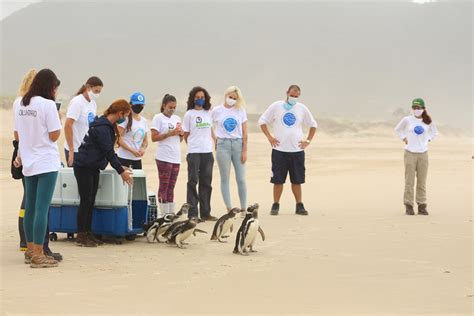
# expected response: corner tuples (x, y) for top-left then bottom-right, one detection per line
(138, 148), (145, 157)
(403, 138), (408, 145)
(13, 156), (22, 168)
(299, 140), (310, 150)
(267, 135), (280, 148)
(121, 167), (134, 185)
(241, 151), (247, 164)
(133, 150), (142, 158)
(67, 151), (74, 167)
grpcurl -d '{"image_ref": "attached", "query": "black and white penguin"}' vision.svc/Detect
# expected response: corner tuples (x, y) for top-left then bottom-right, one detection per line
(233, 203), (266, 255)
(211, 208), (243, 242)
(162, 217), (207, 248)
(145, 203), (191, 243)
(145, 213), (177, 243)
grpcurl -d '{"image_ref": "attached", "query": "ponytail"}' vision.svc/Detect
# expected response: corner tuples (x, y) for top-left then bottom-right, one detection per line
(422, 110), (432, 125)
(75, 76), (104, 96)
(125, 111), (133, 132)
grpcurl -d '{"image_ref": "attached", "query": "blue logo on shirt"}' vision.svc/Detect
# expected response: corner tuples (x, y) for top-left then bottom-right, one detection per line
(414, 126), (425, 135)
(133, 128), (145, 144)
(87, 112), (95, 124)
(223, 117), (238, 133)
(282, 112), (296, 127)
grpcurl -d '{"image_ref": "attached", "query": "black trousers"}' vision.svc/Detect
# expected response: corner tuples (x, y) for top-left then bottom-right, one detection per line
(186, 153), (214, 218)
(118, 157), (142, 169)
(74, 166), (100, 232)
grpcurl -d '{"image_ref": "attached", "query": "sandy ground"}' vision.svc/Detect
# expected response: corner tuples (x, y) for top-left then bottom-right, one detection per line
(0, 109), (472, 315)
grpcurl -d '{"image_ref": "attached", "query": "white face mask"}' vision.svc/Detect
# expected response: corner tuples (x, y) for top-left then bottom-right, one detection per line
(226, 97), (237, 107)
(288, 96), (298, 106)
(413, 109), (424, 117)
(88, 90), (100, 100)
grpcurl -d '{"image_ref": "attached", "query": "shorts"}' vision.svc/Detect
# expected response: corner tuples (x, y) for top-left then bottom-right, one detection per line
(270, 149), (305, 184)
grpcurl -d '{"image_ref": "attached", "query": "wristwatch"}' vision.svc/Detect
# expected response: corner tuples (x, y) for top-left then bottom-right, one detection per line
(304, 139), (311, 144)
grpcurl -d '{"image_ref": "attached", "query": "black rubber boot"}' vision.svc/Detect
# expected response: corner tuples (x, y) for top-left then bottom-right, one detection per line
(44, 247), (63, 261)
(270, 203), (280, 216)
(295, 203), (308, 215)
(418, 204), (429, 215)
(405, 204), (415, 215)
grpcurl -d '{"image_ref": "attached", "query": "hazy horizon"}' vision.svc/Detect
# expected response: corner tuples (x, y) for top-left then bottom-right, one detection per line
(0, 0), (472, 132)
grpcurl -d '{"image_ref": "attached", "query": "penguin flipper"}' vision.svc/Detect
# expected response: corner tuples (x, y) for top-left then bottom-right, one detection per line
(258, 226), (266, 241)
(194, 229), (207, 234)
(230, 224), (233, 233)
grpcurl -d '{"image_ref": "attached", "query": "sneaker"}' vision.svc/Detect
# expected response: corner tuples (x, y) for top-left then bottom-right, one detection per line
(270, 203), (280, 216)
(75, 232), (97, 247)
(295, 203), (309, 215)
(87, 232), (104, 245)
(201, 215), (218, 222)
(405, 204), (415, 215)
(418, 204), (429, 215)
(30, 254), (58, 268)
(44, 247), (63, 261)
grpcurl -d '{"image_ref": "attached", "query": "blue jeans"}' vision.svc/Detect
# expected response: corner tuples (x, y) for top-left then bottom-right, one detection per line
(216, 138), (247, 210)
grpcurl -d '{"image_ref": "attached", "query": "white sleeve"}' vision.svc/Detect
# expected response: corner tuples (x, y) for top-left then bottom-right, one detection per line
(241, 109), (248, 123)
(46, 102), (62, 132)
(182, 112), (191, 132)
(150, 115), (160, 131)
(118, 118), (128, 130)
(302, 105), (317, 128)
(429, 123), (439, 141)
(13, 106), (18, 132)
(66, 98), (81, 120)
(394, 117), (408, 140)
(258, 104), (276, 126)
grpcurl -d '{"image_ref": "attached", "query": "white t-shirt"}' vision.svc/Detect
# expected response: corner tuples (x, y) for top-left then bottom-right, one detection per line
(14, 96), (62, 176)
(258, 100), (318, 152)
(117, 116), (148, 161)
(211, 105), (248, 139)
(182, 109), (213, 154)
(64, 94), (97, 152)
(150, 113), (182, 164)
(394, 115), (438, 153)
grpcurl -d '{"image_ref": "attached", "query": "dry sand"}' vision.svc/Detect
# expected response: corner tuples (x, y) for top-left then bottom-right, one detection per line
(0, 109), (472, 315)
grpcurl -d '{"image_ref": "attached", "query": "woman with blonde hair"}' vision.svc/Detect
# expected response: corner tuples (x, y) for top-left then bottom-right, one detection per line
(73, 99), (133, 247)
(211, 86), (248, 212)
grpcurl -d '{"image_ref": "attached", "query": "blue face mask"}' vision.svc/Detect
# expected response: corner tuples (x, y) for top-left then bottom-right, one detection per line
(283, 102), (293, 111)
(195, 98), (205, 107)
(117, 117), (126, 124)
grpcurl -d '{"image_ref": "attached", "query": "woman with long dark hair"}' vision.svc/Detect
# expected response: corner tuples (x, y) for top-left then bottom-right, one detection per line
(182, 87), (217, 221)
(151, 94), (183, 216)
(73, 99), (134, 247)
(13, 68), (62, 268)
(395, 98), (438, 215)
(64, 76), (103, 167)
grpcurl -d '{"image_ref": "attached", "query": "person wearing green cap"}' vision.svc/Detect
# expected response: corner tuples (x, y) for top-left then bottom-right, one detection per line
(394, 98), (438, 215)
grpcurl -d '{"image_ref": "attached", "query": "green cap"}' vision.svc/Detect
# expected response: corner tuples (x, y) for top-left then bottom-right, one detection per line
(412, 98), (425, 108)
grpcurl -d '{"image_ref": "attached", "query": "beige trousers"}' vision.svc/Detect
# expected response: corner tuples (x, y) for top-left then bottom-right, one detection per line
(404, 150), (429, 206)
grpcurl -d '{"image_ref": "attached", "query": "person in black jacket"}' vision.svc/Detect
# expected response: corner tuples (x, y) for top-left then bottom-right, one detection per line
(73, 99), (134, 247)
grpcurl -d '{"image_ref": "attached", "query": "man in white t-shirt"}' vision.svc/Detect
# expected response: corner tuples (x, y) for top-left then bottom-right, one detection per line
(258, 85), (317, 216)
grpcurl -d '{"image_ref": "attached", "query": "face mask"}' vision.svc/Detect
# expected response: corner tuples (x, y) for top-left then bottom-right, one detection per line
(195, 98), (205, 107)
(88, 90), (100, 100)
(164, 108), (175, 116)
(287, 96), (298, 106)
(226, 97), (237, 107)
(117, 115), (126, 124)
(413, 109), (424, 117)
(132, 104), (144, 114)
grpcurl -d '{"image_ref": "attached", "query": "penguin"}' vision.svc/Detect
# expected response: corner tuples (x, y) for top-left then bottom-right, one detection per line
(233, 203), (266, 256)
(162, 218), (207, 248)
(154, 203), (192, 242)
(145, 213), (177, 243)
(145, 203), (191, 243)
(211, 208), (243, 242)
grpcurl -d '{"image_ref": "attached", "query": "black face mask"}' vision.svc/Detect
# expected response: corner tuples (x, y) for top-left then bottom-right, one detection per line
(132, 104), (144, 114)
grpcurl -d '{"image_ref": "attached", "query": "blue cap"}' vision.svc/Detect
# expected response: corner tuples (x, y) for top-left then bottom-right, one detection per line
(130, 92), (145, 105)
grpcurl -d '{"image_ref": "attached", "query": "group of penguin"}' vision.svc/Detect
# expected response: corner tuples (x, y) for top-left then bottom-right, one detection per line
(144, 203), (266, 255)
